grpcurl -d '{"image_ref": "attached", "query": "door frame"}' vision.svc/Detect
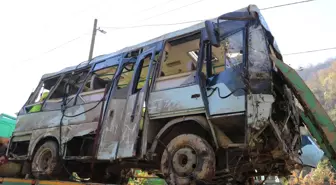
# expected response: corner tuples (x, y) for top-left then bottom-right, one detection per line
(115, 46), (159, 158)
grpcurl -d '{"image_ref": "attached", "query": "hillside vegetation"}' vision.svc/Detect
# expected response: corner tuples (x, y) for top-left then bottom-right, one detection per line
(298, 58), (336, 121)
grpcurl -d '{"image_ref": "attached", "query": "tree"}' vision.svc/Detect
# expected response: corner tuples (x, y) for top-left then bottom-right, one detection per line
(287, 159), (335, 185)
(303, 60), (336, 121)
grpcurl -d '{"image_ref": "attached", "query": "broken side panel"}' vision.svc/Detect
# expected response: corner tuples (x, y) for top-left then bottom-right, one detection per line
(246, 21), (274, 131)
(273, 56), (336, 169)
(117, 48), (157, 158)
(94, 55), (126, 161)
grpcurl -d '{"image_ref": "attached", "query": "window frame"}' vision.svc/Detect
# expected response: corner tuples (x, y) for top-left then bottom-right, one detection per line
(205, 28), (246, 78)
(23, 67), (92, 113)
(130, 52), (155, 95)
(72, 55), (125, 105)
(116, 62), (136, 89)
(22, 75), (63, 114)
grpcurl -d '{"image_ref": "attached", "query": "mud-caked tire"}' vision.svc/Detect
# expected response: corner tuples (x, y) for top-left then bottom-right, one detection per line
(161, 134), (216, 185)
(31, 141), (62, 179)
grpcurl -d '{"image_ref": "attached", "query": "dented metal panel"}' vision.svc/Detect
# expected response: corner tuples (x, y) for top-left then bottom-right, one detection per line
(247, 94), (274, 130)
(15, 103), (102, 132)
(97, 99), (127, 160)
(117, 92), (144, 158)
(28, 121), (98, 157)
(272, 56), (336, 169)
(13, 103), (102, 158)
(150, 116), (219, 153)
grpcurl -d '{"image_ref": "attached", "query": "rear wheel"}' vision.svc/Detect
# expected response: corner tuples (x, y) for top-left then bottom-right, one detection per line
(31, 141), (61, 179)
(160, 134), (215, 185)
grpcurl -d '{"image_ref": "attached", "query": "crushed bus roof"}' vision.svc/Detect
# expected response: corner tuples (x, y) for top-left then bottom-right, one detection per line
(41, 5), (258, 80)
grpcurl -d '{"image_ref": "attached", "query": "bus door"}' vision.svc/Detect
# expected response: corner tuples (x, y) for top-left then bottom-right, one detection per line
(96, 47), (158, 160)
(116, 47), (158, 159)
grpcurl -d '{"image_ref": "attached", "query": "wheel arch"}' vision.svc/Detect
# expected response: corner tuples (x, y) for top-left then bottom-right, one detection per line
(149, 115), (217, 154)
(29, 135), (59, 160)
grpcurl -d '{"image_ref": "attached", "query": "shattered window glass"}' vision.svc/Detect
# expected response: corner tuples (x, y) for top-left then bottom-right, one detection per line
(217, 31), (243, 73)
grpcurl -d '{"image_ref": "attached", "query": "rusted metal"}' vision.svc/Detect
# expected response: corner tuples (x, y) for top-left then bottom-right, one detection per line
(247, 94), (274, 130)
(15, 103), (102, 133)
(10, 101), (102, 160)
(160, 134), (215, 185)
(212, 124), (232, 148)
(149, 116), (218, 155)
(7, 4), (329, 184)
(272, 55), (336, 168)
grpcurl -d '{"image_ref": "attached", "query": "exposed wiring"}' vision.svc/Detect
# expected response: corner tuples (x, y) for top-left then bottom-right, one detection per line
(58, 60), (129, 179)
(58, 62), (89, 177)
(62, 98), (104, 118)
(206, 87), (246, 98)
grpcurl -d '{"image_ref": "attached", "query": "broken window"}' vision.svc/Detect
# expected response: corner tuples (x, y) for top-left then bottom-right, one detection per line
(38, 68), (91, 110)
(214, 30), (244, 75)
(188, 49), (219, 75)
(50, 69), (89, 99)
(136, 55), (152, 91)
(77, 65), (118, 104)
(25, 76), (61, 113)
(90, 66), (118, 90)
(117, 63), (135, 89)
(162, 30), (243, 79)
(110, 63), (136, 99)
(160, 39), (199, 77)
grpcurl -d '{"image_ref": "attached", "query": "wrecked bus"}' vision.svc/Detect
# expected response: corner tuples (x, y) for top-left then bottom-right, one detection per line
(6, 4), (331, 185)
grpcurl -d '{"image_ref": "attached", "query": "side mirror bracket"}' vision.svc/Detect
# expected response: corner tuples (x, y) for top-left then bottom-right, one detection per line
(204, 21), (220, 47)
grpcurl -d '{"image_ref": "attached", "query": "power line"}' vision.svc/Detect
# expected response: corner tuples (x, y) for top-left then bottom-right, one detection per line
(283, 47), (336, 56)
(22, 0), (317, 61)
(19, 33), (89, 63)
(102, 0), (316, 30)
(137, 0), (207, 22)
(261, 0), (316, 10)
(101, 19), (204, 29)
(136, 0), (178, 14)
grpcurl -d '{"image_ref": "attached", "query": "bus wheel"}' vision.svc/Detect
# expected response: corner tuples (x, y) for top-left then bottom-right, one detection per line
(160, 134), (215, 185)
(31, 141), (61, 179)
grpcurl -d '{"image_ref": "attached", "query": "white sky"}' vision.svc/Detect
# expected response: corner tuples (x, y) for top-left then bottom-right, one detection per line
(0, 0), (335, 116)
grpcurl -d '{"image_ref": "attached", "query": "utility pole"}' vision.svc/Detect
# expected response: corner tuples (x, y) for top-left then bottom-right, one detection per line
(88, 19), (98, 61)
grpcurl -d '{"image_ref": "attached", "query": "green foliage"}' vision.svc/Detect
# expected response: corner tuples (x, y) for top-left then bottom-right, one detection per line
(302, 59), (336, 121)
(287, 159), (336, 184)
(127, 170), (166, 185)
(310, 159), (331, 183)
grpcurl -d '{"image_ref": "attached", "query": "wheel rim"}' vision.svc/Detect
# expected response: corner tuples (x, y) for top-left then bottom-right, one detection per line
(172, 147), (197, 176)
(35, 148), (54, 174)
(161, 134), (216, 185)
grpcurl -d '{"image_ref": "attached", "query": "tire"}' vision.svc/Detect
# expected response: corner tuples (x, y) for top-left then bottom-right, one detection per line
(160, 134), (216, 185)
(31, 141), (61, 179)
